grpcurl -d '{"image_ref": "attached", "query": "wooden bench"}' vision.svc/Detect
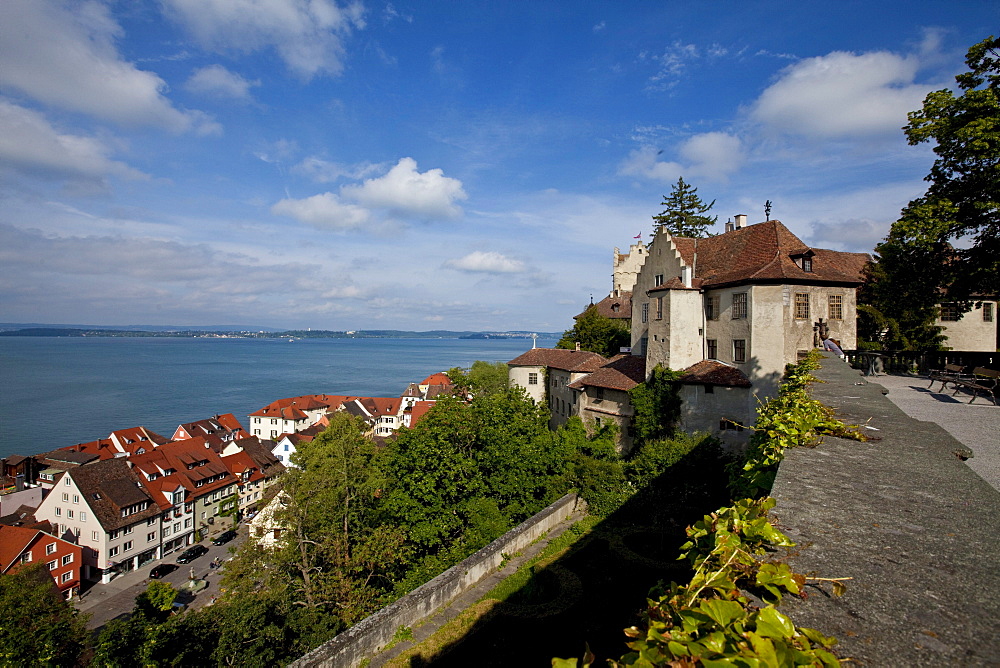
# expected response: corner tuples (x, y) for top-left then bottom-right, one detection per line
(943, 367), (1000, 405)
(928, 363), (970, 392)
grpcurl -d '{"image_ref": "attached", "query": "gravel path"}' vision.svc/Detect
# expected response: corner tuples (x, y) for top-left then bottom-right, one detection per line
(866, 372), (1000, 493)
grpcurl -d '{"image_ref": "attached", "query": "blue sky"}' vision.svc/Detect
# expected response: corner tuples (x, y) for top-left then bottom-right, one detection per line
(0, 1), (995, 332)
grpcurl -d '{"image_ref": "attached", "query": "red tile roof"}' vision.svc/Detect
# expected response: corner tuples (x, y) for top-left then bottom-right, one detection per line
(420, 372), (452, 386)
(508, 348), (608, 373)
(677, 360), (752, 387)
(567, 354), (647, 391)
(574, 292), (633, 320)
(249, 395), (348, 419)
(665, 221), (868, 289)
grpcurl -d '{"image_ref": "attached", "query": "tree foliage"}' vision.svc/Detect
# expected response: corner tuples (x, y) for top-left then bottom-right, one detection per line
(557, 304), (631, 358)
(447, 360), (509, 397)
(629, 364), (682, 445)
(652, 176), (717, 238)
(0, 564), (90, 667)
(887, 36), (1000, 307)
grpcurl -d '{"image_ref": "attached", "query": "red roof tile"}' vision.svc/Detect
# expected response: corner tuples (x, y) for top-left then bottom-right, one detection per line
(508, 348), (608, 373)
(677, 360), (752, 387)
(567, 354), (647, 391)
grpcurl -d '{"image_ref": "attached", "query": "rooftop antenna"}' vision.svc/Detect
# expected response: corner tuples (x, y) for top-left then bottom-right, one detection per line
(764, 200), (772, 221)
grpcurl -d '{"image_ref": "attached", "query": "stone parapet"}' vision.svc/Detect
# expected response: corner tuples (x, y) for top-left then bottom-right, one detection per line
(772, 353), (1000, 665)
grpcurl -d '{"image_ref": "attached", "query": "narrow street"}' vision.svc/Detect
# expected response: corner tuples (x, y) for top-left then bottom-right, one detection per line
(75, 529), (246, 630)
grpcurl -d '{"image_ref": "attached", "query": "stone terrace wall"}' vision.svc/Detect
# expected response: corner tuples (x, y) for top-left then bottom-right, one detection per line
(291, 493), (582, 668)
(772, 353), (1000, 665)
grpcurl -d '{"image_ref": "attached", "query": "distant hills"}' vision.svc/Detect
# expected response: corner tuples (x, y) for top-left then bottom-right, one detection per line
(0, 324), (562, 340)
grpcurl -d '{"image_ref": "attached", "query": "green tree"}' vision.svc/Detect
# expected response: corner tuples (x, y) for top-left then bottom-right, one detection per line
(652, 176), (717, 237)
(893, 36), (1000, 305)
(0, 564), (89, 667)
(448, 360), (509, 397)
(557, 304), (631, 357)
(629, 364), (682, 444)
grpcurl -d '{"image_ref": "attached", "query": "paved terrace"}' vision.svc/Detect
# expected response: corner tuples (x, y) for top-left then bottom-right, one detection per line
(772, 354), (1000, 666)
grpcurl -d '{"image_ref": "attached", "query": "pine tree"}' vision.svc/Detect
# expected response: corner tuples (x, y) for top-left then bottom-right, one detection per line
(652, 176), (717, 238)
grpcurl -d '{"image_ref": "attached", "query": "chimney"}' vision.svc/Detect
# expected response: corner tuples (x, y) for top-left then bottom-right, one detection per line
(725, 219), (735, 233)
(575, 342), (581, 352)
(734, 214), (748, 229)
(681, 265), (692, 288)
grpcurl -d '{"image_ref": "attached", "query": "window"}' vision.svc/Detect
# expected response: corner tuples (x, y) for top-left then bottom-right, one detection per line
(595, 387), (605, 401)
(654, 274), (664, 287)
(641, 302), (649, 323)
(528, 372), (538, 385)
(92, 531), (99, 541)
(984, 303), (994, 322)
(48, 560), (58, 571)
(54, 507), (61, 517)
(72, 494), (79, 504)
(46, 543), (57, 555)
(61, 572), (72, 584)
(940, 304), (960, 321)
(64, 477), (71, 486)
(733, 339), (747, 363)
(705, 385), (714, 394)
(184, 518), (193, 528)
(794, 293), (810, 320)
(174, 524), (182, 533)
(655, 297), (663, 320)
(79, 512), (86, 522)
(595, 417), (602, 428)
(720, 418), (745, 432)
(828, 295), (843, 320)
(732, 293), (747, 319)
(147, 532), (156, 542)
(122, 542), (132, 552)
(147, 517), (157, 527)
(707, 339), (718, 359)
(62, 553), (73, 565)
(705, 296), (720, 320)
(20, 553), (32, 564)
(62, 492), (69, 502)
(162, 529), (171, 538)
(66, 509), (73, 519)
(802, 257), (813, 272)
(109, 530), (120, 540)
(108, 546), (119, 558)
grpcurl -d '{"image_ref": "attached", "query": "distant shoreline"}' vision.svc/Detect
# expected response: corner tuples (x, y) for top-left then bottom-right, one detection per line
(0, 327), (561, 340)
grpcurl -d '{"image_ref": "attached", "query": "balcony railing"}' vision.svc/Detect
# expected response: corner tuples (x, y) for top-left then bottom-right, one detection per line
(844, 350), (998, 375)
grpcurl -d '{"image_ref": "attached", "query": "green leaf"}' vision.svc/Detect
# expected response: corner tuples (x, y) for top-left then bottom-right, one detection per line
(699, 599), (745, 628)
(754, 607), (794, 640)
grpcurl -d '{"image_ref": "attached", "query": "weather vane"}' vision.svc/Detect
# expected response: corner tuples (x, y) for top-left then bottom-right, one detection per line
(764, 200), (772, 221)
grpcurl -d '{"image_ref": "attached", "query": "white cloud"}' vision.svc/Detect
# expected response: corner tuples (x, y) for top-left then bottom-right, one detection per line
(751, 50), (932, 138)
(619, 133), (743, 184)
(618, 146), (683, 183)
(293, 157), (381, 183)
(444, 251), (526, 274)
(271, 192), (371, 230)
(162, 0), (366, 79)
(679, 132), (744, 181)
(185, 64), (260, 100)
(0, 0), (213, 133)
(342, 157), (467, 219)
(0, 100), (147, 182)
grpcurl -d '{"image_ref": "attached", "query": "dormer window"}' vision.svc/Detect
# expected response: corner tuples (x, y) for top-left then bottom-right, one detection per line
(792, 252), (815, 272)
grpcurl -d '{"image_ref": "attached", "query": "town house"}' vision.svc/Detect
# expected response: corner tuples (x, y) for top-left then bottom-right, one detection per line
(507, 347), (608, 431)
(249, 395), (351, 440)
(33, 458), (161, 584)
(0, 524), (84, 599)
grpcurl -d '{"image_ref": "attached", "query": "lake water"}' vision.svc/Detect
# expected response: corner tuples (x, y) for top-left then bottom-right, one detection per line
(0, 336), (557, 459)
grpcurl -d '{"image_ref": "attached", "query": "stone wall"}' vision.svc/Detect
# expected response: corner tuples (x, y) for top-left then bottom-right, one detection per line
(771, 353), (1000, 665)
(290, 493), (583, 668)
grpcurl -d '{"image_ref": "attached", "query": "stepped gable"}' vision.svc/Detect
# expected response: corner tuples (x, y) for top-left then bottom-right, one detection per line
(568, 354), (647, 391)
(508, 348), (608, 373)
(677, 360), (752, 387)
(69, 458), (159, 531)
(668, 221), (869, 288)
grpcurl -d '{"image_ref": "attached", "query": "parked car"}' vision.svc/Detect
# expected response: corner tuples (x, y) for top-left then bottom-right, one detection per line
(212, 530), (237, 546)
(149, 563), (178, 579)
(175, 545), (208, 564)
